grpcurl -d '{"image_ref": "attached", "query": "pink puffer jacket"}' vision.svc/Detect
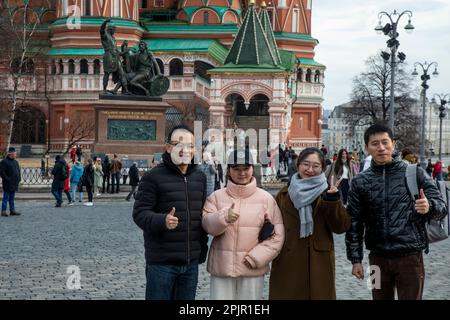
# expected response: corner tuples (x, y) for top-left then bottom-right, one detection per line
(202, 177), (285, 278)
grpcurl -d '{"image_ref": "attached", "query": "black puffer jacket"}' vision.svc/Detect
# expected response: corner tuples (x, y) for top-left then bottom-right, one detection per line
(346, 159), (447, 263)
(51, 159), (67, 189)
(133, 152), (208, 265)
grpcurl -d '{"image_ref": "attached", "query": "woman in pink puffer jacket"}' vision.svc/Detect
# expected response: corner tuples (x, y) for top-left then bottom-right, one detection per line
(202, 149), (285, 300)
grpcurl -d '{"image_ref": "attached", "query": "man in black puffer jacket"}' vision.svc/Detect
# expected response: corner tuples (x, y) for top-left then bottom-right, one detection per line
(133, 125), (208, 300)
(51, 155), (67, 208)
(346, 124), (447, 300)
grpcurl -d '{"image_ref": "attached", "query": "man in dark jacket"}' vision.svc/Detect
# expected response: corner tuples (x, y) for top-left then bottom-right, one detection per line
(126, 162), (139, 201)
(102, 155), (111, 193)
(133, 124), (208, 300)
(0, 147), (21, 216)
(109, 154), (122, 193)
(51, 155), (67, 208)
(346, 124), (447, 300)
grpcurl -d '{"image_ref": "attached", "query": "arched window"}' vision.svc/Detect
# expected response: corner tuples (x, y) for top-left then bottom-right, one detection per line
(156, 59), (164, 75)
(59, 59), (64, 74)
(84, 0), (91, 16)
(11, 57), (34, 74)
(203, 11), (209, 25)
(305, 69), (312, 82)
(11, 107), (46, 144)
(194, 60), (214, 82)
(80, 59), (89, 74)
(169, 58), (183, 76)
(68, 59), (75, 74)
(93, 59), (101, 74)
(51, 61), (57, 74)
(314, 70), (320, 83)
(297, 68), (303, 82)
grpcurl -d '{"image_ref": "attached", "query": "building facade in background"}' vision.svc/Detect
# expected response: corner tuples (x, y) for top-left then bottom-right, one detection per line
(0, 0), (325, 158)
(324, 100), (450, 157)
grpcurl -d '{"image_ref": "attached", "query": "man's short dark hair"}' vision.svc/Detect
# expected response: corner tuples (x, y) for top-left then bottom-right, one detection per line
(167, 125), (194, 143)
(364, 124), (393, 146)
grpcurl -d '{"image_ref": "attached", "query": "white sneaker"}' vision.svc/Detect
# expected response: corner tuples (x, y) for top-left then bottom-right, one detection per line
(96, 193), (101, 196)
(83, 202), (93, 206)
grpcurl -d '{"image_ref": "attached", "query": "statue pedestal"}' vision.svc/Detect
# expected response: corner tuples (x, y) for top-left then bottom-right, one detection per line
(93, 96), (171, 161)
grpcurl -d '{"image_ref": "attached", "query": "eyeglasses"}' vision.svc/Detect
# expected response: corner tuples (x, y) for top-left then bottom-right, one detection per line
(168, 141), (195, 149)
(300, 162), (322, 172)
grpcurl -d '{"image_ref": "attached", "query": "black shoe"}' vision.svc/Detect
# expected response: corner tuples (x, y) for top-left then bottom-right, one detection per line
(10, 211), (21, 216)
(55, 203), (62, 208)
(1, 211), (9, 217)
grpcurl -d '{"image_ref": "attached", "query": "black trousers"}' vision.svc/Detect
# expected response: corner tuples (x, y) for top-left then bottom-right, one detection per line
(64, 190), (72, 202)
(126, 185), (137, 201)
(102, 174), (110, 193)
(111, 172), (120, 193)
(339, 178), (350, 205)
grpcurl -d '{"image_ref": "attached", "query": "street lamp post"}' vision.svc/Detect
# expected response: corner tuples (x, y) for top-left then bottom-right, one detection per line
(375, 10), (414, 134)
(431, 94), (449, 161)
(412, 61), (439, 168)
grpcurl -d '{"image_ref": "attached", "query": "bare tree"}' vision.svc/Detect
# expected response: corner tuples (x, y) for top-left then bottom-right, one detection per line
(0, 1), (51, 153)
(64, 115), (96, 155)
(345, 53), (421, 152)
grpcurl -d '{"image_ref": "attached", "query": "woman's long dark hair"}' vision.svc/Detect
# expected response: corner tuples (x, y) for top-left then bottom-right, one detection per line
(333, 148), (351, 176)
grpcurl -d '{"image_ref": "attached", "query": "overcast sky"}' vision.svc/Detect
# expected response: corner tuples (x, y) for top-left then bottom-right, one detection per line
(312, 0), (450, 110)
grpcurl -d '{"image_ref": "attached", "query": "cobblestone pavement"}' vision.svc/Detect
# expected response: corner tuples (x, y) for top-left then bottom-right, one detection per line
(0, 200), (449, 300)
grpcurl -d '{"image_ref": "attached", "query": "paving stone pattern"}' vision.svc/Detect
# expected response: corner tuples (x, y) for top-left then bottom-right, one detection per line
(0, 200), (449, 300)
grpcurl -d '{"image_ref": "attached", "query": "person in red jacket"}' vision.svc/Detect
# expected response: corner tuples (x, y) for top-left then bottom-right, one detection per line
(433, 160), (443, 181)
(63, 162), (74, 205)
(70, 145), (76, 163)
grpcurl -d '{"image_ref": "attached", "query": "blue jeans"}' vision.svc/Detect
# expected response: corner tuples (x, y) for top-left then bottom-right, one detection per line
(1, 191), (15, 211)
(145, 261), (199, 300)
(51, 187), (63, 205)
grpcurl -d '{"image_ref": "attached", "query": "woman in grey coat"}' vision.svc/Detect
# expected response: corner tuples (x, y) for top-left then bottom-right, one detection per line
(199, 152), (216, 197)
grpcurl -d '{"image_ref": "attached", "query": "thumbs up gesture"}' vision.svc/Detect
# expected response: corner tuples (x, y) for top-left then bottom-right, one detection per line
(415, 188), (430, 215)
(165, 207), (179, 230)
(226, 202), (240, 224)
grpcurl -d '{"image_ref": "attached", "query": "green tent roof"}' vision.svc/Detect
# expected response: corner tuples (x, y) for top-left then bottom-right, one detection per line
(297, 58), (325, 68)
(143, 39), (228, 63)
(145, 24), (238, 33)
(259, 6), (281, 65)
(47, 39), (229, 64)
(47, 48), (104, 56)
(274, 32), (318, 43)
(211, 49), (296, 74)
(51, 17), (144, 31)
(224, 3), (279, 66)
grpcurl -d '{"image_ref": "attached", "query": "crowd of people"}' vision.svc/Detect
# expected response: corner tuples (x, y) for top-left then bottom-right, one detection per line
(47, 146), (145, 207)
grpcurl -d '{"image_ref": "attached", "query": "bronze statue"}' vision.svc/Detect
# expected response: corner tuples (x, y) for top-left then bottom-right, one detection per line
(99, 20), (169, 97)
(100, 19), (129, 94)
(129, 41), (161, 96)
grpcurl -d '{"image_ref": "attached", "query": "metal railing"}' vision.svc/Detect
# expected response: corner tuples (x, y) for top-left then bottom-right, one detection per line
(19, 167), (54, 186)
